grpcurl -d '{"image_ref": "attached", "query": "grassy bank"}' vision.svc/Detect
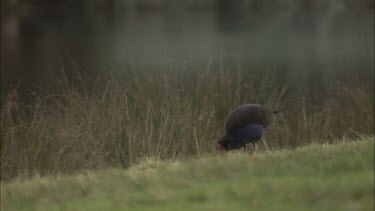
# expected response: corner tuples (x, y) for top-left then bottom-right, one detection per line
(1, 138), (373, 211)
(1, 66), (374, 180)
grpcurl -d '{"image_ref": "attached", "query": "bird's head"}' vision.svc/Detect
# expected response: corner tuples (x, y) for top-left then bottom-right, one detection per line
(216, 135), (234, 151)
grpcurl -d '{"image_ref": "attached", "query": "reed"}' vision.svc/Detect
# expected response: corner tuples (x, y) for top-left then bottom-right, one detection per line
(1, 66), (373, 180)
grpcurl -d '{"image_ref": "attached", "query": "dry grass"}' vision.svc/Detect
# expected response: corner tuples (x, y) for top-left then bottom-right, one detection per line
(1, 66), (374, 180)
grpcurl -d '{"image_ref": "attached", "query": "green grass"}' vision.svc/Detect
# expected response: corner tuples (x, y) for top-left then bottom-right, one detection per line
(2, 137), (373, 211)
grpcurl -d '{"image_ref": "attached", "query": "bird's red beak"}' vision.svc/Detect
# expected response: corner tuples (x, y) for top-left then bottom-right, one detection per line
(216, 143), (222, 151)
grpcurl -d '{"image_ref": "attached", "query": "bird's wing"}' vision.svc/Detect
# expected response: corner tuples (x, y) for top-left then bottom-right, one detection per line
(225, 104), (276, 133)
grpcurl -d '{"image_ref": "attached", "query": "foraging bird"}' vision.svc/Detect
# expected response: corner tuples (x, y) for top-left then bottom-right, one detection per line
(216, 104), (277, 151)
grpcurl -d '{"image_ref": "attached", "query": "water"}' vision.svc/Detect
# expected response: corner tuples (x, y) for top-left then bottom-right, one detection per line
(1, 6), (374, 101)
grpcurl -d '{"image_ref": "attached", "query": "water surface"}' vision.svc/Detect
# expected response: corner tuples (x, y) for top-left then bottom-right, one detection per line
(1, 7), (374, 101)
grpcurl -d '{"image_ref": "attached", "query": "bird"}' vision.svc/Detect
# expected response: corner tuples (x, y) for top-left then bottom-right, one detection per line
(216, 104), (277, 151)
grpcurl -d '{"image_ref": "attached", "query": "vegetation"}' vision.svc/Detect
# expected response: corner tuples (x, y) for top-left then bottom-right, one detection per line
(1, 138), (373, 211)
(1, 63), (374, 180)
(1, 65), (374, 180)
(1, 1), (373, 210)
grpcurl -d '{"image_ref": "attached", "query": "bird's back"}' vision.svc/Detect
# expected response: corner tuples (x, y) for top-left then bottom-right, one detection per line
(225, 104), (276, 135)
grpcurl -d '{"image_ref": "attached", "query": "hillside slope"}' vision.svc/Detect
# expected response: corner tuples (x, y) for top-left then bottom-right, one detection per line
(1, 138), (374, 211)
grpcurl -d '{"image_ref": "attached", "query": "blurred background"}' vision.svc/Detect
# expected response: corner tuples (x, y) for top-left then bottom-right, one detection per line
(1, 0), (374, 180)
(1, 0), (374, 101)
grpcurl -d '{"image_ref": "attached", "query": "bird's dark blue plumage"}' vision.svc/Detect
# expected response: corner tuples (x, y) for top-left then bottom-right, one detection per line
(217, 104), (276, 151)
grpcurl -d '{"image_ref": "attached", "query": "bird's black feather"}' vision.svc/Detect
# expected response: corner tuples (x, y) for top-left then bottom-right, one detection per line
(225, 104), (276, 135)
(217, 104), (277, 151)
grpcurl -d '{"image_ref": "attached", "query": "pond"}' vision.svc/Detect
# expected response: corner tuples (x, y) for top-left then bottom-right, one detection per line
(1, 4), (374, 101)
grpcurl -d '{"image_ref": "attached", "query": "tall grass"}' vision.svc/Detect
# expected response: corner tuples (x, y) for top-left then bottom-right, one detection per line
(1, 65), (374, 180)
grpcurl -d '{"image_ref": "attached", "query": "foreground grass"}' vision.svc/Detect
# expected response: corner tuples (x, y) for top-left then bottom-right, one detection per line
(1, 137), (374, 211)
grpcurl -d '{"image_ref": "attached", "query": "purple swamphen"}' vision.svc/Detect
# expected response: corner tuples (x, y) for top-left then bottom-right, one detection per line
(217, 104), (277, 151)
